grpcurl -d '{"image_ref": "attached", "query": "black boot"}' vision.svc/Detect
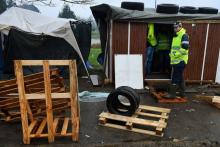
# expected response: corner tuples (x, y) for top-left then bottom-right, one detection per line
(163, 84), (177, 99)
(179, 81), (186, 97)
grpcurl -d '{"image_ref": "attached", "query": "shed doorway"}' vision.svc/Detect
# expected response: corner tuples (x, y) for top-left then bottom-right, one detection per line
(145, 23), (174, 79)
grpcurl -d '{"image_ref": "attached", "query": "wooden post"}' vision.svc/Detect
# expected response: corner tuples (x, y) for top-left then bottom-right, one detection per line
(43, 61), (54, 143)
(14, 60), (30, 144)
(69, 60), (79, 141)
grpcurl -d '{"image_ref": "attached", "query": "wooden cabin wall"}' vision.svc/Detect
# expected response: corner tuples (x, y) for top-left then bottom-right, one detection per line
(183, 23), (207, 80)
(111, 21), (147, 81)
(203, 23), (220, 81)
(130, 22), (147, 55)
(111, 22), (220, 82)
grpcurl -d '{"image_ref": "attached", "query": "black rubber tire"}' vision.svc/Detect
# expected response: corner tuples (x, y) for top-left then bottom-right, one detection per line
(179, 6), (198, 14)
(121, 2), (144, 11)
(156, 4), (179, 14)
(198, 7), (218, 14)
(106, 89), (138, 116)
(116, 86), (140, 108)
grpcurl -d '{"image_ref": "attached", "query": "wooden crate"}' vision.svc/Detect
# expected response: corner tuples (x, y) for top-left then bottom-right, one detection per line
(14, 60), (80, 144)
(99, 105), (171, 137)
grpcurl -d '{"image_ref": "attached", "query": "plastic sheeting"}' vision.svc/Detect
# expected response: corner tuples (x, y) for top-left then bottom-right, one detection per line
(0, 7), (88, 74)
(79, 91), (109, 102)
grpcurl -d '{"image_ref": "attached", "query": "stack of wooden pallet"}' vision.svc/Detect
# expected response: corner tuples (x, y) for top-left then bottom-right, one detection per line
(0, 69), (70, 122)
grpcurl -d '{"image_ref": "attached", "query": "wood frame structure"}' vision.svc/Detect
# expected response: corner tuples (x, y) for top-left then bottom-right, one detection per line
(14, 60), (79, 144)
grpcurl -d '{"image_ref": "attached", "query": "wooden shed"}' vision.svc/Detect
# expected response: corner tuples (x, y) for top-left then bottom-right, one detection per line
(91, 4), (220, 83)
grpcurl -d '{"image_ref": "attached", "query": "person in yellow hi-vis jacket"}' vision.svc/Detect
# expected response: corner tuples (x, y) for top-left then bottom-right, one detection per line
(145, 23), (157, 75)
(164, 22), (189, 98)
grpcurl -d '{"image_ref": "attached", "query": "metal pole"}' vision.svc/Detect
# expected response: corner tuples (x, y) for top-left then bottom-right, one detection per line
(155, 0), (157, 8)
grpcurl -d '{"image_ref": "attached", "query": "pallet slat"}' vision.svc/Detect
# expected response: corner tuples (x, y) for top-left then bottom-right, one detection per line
(61, 118), (69, 135)
(53, 118), (59, 134)
(28, 120), (37, 133)
(36, 119), (47, 136)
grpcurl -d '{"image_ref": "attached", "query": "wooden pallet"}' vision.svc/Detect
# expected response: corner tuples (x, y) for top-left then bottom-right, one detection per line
(0, 69), (67, 122)
(152, 92), (188, 103)
(99, 105), (171, 137)
(14, 60), (80, 144)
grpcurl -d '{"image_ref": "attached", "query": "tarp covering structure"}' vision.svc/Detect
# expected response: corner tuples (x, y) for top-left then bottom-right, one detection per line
(91, 4), (220, 23)
(0, 7), (88, 75)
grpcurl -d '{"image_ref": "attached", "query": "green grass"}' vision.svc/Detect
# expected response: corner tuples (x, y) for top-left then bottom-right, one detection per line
(88, 48), (102, 69)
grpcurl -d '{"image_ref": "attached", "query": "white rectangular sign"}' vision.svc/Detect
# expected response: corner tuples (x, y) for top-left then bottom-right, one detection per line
(115, 54), (143, 89)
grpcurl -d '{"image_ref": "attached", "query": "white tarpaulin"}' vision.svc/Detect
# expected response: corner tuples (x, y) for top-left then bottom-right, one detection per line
(0, 7), (87, 73)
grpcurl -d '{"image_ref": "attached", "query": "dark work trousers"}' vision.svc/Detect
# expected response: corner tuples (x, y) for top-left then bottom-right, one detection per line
(171, 61), (186, 85)
(158, 50), (170, 73)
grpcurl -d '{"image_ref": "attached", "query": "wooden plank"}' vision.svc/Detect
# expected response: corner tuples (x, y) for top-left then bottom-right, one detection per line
(194, 95), (213, 102)
(28, 120), (37, 134)
(100, 123), (163, 137)
(213, 96), (220, 104)
(126, 109), (141, 130)
(53, 118), (59, 134)
(36, 119), (47, 136)
(0, 69), (59, 87)
(43, 61), (54, 143)
(156, 113), (167, 135)
(136, 112), (168, 119)
(99, 112), (166, 128)
(25, 93), (70, 100)
(69, 60), (79, 141)
(0, 100), (19, 107)
(0, 88), (19, 96)
(14, 60), (30, 144)
(30, 133), (48, 138)
(99, 117), (107, 124)
(61, 117), (69, 135)
(21, 60), (70, 66)
(138, 105), (171, 113)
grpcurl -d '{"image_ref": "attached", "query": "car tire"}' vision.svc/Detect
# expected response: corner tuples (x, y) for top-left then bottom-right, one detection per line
(180, 6), (198, 14)
(198, 7), (218, 14)
(106, 89), (138, 116)
(121, 2), (144, 11)
(156, 4), (179, 14)
(116, 86), (140, 108)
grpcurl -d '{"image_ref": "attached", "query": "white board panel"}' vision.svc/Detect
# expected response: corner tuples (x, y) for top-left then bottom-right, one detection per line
(115, 54), (143, 89)
(215, 49), (220, 83)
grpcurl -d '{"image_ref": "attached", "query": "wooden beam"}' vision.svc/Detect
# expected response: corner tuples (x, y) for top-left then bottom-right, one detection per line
(21, 60), (71, 66)
(14, 60), (30, 144)
(69, 60), (79, 141)
(25, 93), (71, 100)
(61, 117), (69, 135)
(213, 96), (220, 104)
(43, 61), (54, 143)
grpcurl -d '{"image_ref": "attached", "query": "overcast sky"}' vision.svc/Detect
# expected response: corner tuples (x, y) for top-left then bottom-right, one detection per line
(36, 0), (220, 19)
